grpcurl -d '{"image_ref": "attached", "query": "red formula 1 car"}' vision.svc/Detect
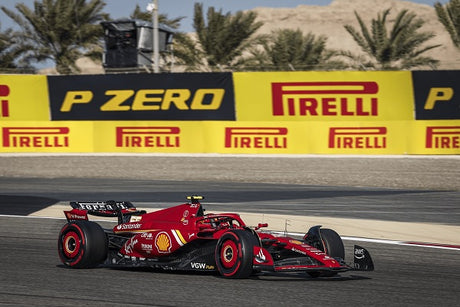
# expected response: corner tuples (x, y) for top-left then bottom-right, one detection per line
(58, 196), (374, 278)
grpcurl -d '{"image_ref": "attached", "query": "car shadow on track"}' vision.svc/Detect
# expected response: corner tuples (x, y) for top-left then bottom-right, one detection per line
(249, 272), (372, 282)
(0, 194), (59, 215)
(56, 265), (371, 281)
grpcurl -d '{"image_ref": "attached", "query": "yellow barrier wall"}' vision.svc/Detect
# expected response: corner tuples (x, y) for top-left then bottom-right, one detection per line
(1, 72), (459, 154)
(2, 121), (458, 154)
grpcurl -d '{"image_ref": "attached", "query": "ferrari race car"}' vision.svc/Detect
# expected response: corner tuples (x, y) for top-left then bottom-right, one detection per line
(58, 196), (374, 278)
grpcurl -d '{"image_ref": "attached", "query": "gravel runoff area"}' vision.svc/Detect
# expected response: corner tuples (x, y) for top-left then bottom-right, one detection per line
(0, 154), (459, 191)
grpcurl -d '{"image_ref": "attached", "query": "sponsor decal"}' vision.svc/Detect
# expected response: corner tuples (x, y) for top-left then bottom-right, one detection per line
(180, 210), (189, 225)
(354, 247), (365, 260)
(76, 201), (129, 211)
(124, 238), (138, 254)
(225, 127), (288, 149)
(2, 127), (69, 148)
(47, 73), (236, 120)
(130, 216), (142, 222)
(0, 84), (10, 117)
(65, 212), (87, 220)
(190, 262), (215, 270)
(329, 127), (387, 149)
(59, 88), (224, 112)
(116, 223), (142, 231)
(424, 87), (454, 111)
(116, 126), (180, 148)
(155, 231), (172, 253)
(412, 71), (460, 120)
(425, 126), (460, 149)
(141, 232), (154, 240)
(141, 243), (153, 251)
(271, 82), (379, 117)
(291, 247), (307, 255)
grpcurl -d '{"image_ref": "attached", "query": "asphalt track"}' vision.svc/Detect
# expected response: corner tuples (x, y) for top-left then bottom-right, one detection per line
(1, 155), (460, 306)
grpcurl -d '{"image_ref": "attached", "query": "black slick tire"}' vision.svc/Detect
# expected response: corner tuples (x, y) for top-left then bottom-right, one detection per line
(58, 221), (108, 269)
(215, 230), (255, 279)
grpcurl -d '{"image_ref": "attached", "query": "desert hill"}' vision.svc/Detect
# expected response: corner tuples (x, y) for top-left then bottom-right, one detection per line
(251, 0), (459, 69)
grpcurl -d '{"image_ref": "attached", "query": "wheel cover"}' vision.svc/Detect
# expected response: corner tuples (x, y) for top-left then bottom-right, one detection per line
(221, 240), (238, 269)
(63, 231), (81, 258)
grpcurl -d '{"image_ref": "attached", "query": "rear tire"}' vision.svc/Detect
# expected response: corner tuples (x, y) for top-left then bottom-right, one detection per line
(58, 221), (108, 268)
(215, 230), (255, 278)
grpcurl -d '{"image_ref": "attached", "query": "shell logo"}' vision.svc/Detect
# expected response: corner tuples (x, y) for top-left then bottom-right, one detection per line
(155, 231), (172, 253)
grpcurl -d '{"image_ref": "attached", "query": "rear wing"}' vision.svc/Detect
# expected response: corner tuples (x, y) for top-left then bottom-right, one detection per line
(64, 200), (145, 224)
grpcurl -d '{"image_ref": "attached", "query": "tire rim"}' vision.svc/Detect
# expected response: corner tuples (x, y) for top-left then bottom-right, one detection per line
(63, 231), (81, 258)
(221, 240), (238, 269)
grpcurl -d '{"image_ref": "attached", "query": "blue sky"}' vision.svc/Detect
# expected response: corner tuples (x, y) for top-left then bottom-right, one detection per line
(0, 0), (450, 33)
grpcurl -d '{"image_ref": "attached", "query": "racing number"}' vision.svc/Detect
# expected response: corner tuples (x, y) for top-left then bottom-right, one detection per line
(424, 87), (454, 110)
(59, 89), (225, 112)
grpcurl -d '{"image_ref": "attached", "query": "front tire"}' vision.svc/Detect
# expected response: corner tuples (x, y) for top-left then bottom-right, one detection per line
(58, 221), (108, 268)
(308, 228), (345, 278)
(319, 228), (345, 260)
(215, 230), (255, 278)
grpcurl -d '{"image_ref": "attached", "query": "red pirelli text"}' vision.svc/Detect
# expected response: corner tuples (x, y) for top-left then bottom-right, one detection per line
(225, 127), (288, 149)
(2, 127), (69, 147)
(272, 82), (379, 117)
(116, 127), (180, 148)
(426, 126), (460, 149)
(329, 127), (387, 149)
(0, 84), (10, 117)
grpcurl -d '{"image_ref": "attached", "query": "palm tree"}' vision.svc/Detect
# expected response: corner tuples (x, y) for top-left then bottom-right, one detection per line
(1, 0), (108, 74)
(435, 0), (460, 48)
(0, 23), (34, 73)
(243, 29), (346, 71)
(344, 9), (440, 70)
(174, 3), (263, 71)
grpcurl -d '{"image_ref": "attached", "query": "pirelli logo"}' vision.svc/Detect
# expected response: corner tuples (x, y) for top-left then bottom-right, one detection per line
(329, 127), (387, 149)
(2, 127), (69, 147)
(0, 85), (10, 117)
(426, 126), (460, 149)
(225, 127), (288, 149)
(271, 82), (379, 117)
(116, 126), (180, 148)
